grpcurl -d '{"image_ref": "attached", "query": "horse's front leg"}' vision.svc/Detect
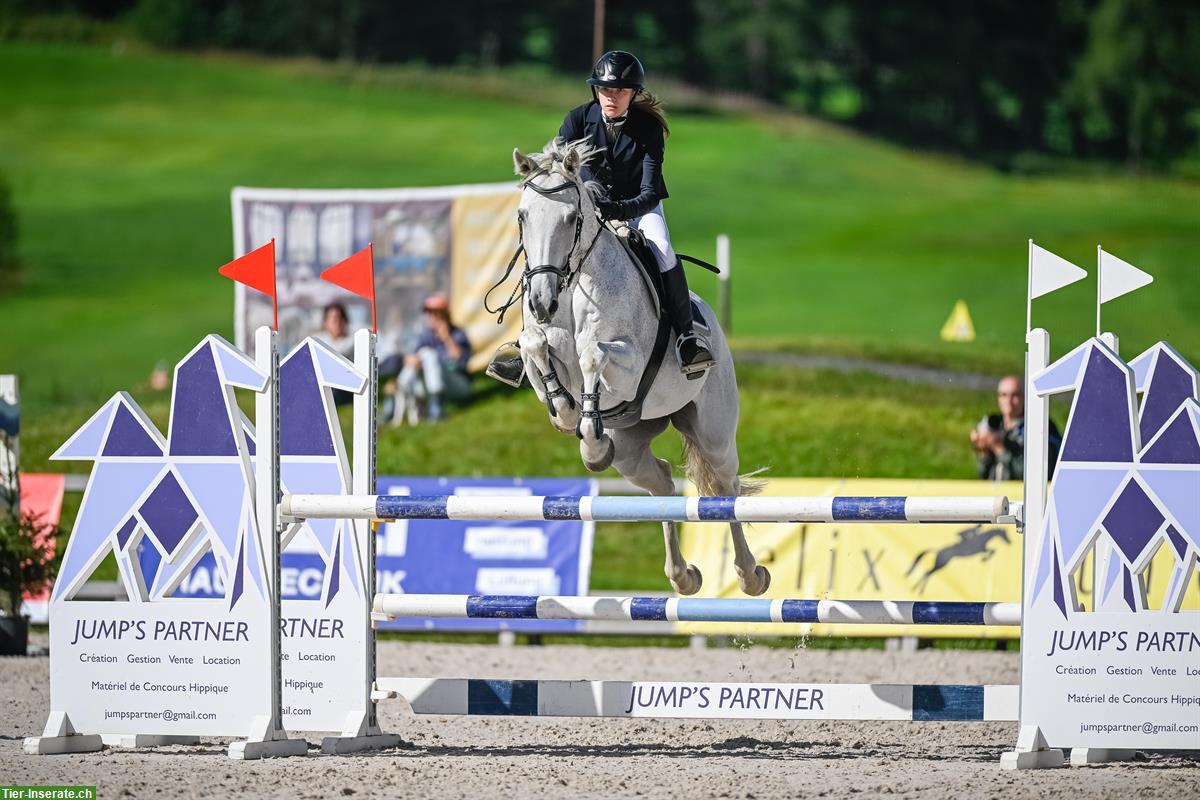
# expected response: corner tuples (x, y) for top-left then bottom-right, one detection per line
(576, 342), (616, 472)
(520, 326), (578, 434)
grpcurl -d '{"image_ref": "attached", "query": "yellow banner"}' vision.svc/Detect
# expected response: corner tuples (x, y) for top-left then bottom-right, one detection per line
(679, 478), (1198, 638)
(450, 191), (522, 373)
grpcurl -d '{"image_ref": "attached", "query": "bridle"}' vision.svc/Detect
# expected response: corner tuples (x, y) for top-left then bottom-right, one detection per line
(484, 168), (605, 324)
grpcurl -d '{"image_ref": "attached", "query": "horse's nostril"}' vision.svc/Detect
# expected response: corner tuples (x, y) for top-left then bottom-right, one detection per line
(548, 300), (559, 318)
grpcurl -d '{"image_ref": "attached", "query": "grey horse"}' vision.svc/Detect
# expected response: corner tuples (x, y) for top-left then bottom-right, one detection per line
(510, 138), (769, 596)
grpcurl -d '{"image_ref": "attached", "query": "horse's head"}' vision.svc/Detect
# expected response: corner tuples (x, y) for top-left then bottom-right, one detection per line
(513, 139), (602, 324)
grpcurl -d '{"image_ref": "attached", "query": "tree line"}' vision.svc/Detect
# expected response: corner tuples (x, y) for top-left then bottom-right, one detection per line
(10, 0), (1200, 169)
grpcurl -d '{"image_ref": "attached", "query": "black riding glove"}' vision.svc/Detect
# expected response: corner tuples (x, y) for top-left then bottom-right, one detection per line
(596, 198), (622, 221)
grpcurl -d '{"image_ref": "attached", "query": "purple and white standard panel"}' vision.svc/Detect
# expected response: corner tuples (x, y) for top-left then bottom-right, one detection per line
(372, 594), (1022, 626)
(375, 677), (1019, 721)
(284, 494), (1011, 524)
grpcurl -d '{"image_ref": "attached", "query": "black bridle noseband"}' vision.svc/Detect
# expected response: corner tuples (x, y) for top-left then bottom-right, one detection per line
(485, 169), (605, 324)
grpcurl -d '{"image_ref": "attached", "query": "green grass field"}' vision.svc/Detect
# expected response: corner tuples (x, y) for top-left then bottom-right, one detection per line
(2, 43), (1198, 588)
(4, 43), (1199, 415)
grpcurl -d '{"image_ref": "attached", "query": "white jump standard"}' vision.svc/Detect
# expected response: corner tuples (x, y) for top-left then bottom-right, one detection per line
(373, 594), (1022, 626)
(283, 493), (1014, 524)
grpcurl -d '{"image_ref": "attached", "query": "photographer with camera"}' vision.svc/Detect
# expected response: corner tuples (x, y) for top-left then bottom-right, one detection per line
(971, 375), (1060, 481)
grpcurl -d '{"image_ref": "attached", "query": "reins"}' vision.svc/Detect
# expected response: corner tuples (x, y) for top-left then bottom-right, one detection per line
(484, 169), (605, 325)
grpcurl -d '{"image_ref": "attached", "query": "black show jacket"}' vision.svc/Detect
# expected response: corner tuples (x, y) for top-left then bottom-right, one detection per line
(558, 101), (669, 220)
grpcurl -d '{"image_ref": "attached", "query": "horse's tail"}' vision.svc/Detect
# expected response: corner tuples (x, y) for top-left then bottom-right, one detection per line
(736, 470), (767, 497)
(681, 438), (766, 497)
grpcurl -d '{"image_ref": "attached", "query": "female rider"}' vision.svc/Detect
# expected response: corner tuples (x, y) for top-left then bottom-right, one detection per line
(488, 50), (714, 385)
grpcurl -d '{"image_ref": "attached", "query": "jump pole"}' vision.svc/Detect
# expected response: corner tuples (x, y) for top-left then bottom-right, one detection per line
(372, 594), (1021, 627)
(282, 493), (1016, 525)
(375, 678), (1019, 723)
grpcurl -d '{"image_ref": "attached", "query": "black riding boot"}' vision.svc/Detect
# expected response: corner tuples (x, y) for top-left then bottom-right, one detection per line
(662, 260), (715, 378)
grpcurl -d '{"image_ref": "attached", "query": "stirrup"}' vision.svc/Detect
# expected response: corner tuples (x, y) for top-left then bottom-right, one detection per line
(485, 341), (525, 387)
(676, 332), (715, 377)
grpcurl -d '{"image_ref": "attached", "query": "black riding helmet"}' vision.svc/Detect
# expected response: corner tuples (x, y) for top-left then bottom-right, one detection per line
(587, 50), (644, 90)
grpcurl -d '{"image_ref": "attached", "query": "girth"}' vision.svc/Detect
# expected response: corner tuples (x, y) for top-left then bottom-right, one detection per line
(592, 311), (672, 429)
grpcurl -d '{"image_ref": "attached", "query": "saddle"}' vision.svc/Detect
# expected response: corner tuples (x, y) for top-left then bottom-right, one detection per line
(615, 224), (711, 330)
(615, 226), (666, 315)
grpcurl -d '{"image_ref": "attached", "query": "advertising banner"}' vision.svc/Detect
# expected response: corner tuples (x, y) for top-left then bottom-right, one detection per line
(679, 478), (1197, 638)
(231, 184), (521, 374)
(374, 476), (595, 633)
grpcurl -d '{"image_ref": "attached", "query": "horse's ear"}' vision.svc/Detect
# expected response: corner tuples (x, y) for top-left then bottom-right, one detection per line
(513, 148), (535, 177)
(563, 146), (582, 176)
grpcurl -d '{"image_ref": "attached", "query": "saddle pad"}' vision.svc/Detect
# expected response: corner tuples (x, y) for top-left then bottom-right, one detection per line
(616, 229), (664, 314)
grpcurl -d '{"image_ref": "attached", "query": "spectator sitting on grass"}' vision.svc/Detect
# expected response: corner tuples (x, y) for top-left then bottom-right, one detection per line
(392, 294), (472, 424)
(971, 375), (1061, 481)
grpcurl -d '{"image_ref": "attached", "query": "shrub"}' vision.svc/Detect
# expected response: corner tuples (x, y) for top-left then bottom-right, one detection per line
(0, 510), (60, 617)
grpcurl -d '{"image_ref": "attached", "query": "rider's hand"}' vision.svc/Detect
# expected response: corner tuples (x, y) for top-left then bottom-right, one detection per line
(596, 198), (622, 221)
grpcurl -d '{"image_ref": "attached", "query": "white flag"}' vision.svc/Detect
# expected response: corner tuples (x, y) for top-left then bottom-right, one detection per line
(1029, 241), (1087, 299)
(1099, 248), (1153, 303)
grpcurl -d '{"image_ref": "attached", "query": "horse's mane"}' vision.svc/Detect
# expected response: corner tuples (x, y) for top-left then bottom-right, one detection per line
(529, 138), (607, 203)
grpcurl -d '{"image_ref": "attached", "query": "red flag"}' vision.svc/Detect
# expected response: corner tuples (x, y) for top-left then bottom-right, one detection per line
(321, 243), (377, 333)
(219, 240), (278, 330)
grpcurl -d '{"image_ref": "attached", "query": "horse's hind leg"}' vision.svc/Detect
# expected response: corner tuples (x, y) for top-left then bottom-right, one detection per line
(672, 402), (770, 597)
(610, 419), (702, 596)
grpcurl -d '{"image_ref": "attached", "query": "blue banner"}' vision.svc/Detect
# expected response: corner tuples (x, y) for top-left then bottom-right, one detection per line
(374, 476), (594, 632)
(140, 476), (595, 633)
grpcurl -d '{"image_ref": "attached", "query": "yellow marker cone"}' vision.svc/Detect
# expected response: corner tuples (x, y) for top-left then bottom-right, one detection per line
(940, 300), (976, 342)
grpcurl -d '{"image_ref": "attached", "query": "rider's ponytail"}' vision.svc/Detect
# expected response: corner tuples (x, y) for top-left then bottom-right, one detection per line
(633, 90), (670, 138)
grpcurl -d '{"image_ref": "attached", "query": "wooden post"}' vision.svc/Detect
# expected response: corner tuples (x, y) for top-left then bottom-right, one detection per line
(593, 0), (606, 62)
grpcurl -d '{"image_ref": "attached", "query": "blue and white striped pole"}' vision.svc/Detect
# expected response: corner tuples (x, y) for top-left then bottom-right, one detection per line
(372, 594), (1021, 626)
(283, 494), (1013, 524)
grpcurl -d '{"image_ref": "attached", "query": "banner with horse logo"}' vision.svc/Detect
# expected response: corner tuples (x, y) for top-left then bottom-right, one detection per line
(679, 477), (1199, 638)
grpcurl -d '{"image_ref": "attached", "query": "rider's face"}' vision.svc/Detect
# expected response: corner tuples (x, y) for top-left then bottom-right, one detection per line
(597, 86), (635, 118)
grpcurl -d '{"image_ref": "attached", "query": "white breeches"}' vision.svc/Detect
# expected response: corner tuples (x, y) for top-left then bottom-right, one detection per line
(632, 203), (676, 272)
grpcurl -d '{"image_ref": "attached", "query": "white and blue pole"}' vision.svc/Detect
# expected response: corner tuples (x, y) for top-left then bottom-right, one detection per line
(373, 594), (1021, 627)
(283, 494), (1013, 525)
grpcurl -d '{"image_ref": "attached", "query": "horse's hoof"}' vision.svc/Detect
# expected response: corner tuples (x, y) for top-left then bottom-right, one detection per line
(670, 564), (703, 596)
(740, 565), (771, 596)
(582, 436), (615, 472)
